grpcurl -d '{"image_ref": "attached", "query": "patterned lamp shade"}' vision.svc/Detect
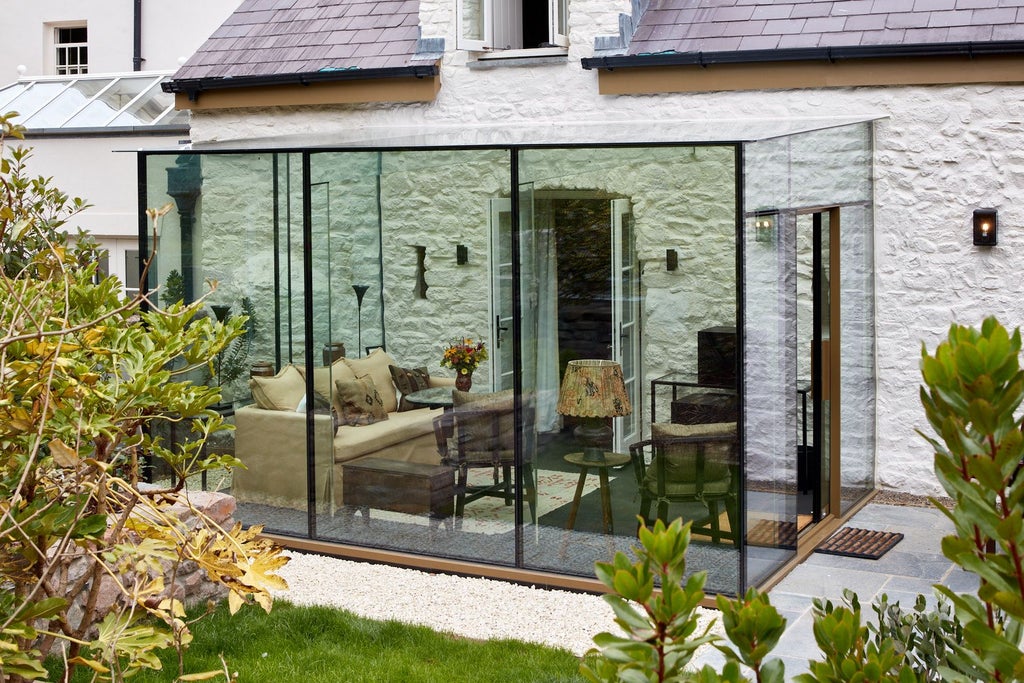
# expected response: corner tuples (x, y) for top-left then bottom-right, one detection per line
(556, 359), (632, 418)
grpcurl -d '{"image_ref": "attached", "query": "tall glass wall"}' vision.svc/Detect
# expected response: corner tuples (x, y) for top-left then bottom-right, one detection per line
(742, 122), (875, 586)
(140, 121), (872, 595)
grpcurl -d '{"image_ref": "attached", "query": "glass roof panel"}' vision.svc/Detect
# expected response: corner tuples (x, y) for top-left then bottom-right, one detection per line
(107, 80), (178, 126)
(175, 116), (884, 152)
(0, 82), (30, 111)
(0, 72), (185, 130)
(0, 82), (73, 122)
(23, 78), (112, 127)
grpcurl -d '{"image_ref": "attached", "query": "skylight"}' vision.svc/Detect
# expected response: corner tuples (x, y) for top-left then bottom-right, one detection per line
(0, 72), (187, 132)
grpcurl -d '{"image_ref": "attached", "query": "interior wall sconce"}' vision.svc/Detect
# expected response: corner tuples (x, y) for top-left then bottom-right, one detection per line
(456, 244), (468, 265)
(973, 208), (998, 246)
(666, 248), (678, 271)
(753, 210), (777, 244)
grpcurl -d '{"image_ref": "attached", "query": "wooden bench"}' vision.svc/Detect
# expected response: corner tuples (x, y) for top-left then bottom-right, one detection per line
(342, 457), (454, 523)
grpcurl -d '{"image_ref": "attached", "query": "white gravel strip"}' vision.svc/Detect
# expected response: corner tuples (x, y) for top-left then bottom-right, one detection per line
(271, 550), (722, 657)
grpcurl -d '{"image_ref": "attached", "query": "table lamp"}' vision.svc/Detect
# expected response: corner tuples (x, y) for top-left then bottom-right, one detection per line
(556, 359), (632, 463)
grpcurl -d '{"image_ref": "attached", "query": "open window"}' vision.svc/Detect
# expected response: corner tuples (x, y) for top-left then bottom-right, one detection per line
(457, 0), (568, 52)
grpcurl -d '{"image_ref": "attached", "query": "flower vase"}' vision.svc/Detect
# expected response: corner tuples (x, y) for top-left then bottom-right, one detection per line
(455, 371), (473, 392)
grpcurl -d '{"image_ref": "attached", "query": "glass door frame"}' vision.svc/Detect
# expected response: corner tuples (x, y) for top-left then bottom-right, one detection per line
(799, 206), (842, 534)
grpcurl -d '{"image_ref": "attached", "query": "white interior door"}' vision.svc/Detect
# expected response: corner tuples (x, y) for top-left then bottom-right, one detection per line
(611, 198), (640, 452)
(490, 198), (514, 391)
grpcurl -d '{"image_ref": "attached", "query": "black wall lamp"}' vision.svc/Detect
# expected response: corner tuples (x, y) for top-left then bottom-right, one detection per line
(973, 208), (998, 246)
(666, 248), (678, 271)
(456, 244), (468, 265)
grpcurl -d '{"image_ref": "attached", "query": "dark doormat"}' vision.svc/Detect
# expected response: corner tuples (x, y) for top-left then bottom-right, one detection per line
(815, 527), (903, 560)
(746, 519), (797, 549)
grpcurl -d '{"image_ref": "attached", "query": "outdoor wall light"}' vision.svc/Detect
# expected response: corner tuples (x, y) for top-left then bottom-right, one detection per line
(754, 211), (777, 244)
(456, 244), (468, 265)
(666, 248), (678, 271)
(973, 208), (998, 246)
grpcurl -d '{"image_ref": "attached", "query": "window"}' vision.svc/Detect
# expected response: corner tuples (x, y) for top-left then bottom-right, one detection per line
(55, 26), (88, 75)
(457, 0), (567, 52)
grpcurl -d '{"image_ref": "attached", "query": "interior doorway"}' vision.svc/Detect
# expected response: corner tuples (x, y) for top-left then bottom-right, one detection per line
(489, 191), (641, 450)
(796, 208), (840, 527)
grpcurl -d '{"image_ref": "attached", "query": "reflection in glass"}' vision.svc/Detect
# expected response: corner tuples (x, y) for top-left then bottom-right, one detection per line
(138, 121), (873, 596)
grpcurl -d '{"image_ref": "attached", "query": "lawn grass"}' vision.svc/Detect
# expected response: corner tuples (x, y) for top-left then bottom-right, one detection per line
(47, 599), (590, 682)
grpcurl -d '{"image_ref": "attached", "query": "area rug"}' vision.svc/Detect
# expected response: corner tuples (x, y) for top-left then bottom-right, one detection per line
(815, 527), (903, 560)
(348, 468), (602, 535)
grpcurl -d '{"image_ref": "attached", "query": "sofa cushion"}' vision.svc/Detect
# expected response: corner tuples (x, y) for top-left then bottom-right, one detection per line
(309, 359), (357, 415)
(646, 422), (736, 493)
(344, 348), (399, 413)
(332, 407), (438, 462)
(390, 365), (431, 411)
(249, 364), (305, 411)
(335, 376), (388, 426)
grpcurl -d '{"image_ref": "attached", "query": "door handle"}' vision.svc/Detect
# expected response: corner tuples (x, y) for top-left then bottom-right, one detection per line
(496, 316), (509, 348)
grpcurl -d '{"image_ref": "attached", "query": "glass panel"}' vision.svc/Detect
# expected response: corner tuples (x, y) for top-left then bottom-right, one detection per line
(22, 78), (109, 128)
(743, 121), (875, 587)
(839, 206), (875, 513)
(743, 136), (800, 588)
(65, 76), (154, 127)
(2, 82), (73, 119)
(298, 149), (517, 563)
(142, 152), (295, 516)
(107, 80), (174, 126)
(457, 0), (488, 49)
(518, 146), (740, 596)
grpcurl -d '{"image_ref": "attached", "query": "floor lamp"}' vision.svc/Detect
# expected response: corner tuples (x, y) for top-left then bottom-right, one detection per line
(353, 284), (369, 357)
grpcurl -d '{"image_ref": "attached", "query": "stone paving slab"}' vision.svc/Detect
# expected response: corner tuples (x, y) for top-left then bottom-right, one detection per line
(691, 502), (961, 681)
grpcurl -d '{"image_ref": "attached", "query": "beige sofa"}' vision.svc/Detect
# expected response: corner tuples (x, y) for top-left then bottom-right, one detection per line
(232, 349), (454, 511)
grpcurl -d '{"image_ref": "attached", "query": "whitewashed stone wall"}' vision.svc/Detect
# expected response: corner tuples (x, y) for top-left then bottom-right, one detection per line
(179, 0), (1024, 498)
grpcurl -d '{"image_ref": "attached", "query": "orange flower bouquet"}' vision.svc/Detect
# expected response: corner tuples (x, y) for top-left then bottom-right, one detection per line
(440, 337), (488, 376)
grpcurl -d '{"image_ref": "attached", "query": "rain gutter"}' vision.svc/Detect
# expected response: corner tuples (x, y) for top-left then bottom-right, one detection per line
(162, 65), (440, 103)
(581, 40), (1024, 70)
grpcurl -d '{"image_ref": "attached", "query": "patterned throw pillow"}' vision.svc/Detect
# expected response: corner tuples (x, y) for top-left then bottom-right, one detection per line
(334, 376), (388, 426)
(389, 365), (431, 411)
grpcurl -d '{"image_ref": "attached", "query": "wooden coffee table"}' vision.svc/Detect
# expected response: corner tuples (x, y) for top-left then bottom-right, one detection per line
(342, 457), (454, 523)
(563, 451), (630, 534)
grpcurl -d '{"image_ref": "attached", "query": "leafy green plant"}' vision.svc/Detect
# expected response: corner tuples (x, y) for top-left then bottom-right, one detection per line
(797, 591), (922, 682)
(587, 316), (1024, 682)
(0, 110), (288, 682)
(919, 317), (1024, 680)
(580, 516), (715, 681)
(163, 268), (185, 305)
(868, 592), (976, 681)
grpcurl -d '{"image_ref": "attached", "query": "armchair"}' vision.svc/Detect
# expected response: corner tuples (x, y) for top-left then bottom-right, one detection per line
(629, 422), (739, 544)
(432, 390), (536, 524)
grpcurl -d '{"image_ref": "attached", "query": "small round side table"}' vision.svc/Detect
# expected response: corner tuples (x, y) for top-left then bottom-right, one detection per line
(563, 451), (630, 535)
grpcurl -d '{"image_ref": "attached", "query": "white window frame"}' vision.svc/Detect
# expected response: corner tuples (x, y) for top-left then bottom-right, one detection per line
(53, 24), (88, 76)
(457, 0), (568, 52)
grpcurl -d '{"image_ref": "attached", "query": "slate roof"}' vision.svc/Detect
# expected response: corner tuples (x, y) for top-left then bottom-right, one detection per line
(627, 0), (1024, 57)
(169, 0), (433, 85)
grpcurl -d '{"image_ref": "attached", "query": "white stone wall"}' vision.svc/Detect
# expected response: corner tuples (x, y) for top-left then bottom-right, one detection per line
(181, 0), (1024, 498)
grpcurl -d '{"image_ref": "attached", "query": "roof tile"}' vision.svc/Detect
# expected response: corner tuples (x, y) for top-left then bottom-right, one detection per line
(169, 0), (428, 82)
